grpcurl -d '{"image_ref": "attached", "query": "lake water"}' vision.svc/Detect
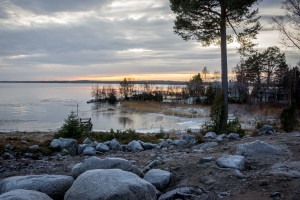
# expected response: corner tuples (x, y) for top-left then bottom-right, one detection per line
(0, 83), (203, 132)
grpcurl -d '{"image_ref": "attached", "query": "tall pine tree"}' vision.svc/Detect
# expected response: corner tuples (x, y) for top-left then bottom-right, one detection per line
(170, 0), (261, 133)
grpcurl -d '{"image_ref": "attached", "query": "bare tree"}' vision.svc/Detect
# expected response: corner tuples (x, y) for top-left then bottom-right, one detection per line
(273, 0), (300, 49)
(202, 66), (209, 82)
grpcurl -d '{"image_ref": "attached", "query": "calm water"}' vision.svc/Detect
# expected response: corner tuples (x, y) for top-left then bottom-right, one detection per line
(0, 83), (201, 132)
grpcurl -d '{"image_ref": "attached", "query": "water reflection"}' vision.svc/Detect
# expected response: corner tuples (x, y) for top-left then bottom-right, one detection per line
(119, 117), (133, 127)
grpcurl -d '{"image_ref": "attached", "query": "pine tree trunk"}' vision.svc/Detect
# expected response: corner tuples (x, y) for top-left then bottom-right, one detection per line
(220, 3), (228, 134)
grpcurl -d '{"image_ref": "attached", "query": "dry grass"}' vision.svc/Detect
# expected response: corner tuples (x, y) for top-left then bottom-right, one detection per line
(0, 132), (54, 147)
(121, 101), (164, 113)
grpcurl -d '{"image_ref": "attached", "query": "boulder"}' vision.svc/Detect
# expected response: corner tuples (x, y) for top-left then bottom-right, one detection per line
(0, 189), (53, 200)
(172, 139), (188, 147)
(71, 156), (143, 178)
(144, 169), (171, 190)
(50, 137), (77, 156)
(227, 133), (240, 140)
(104, 141), (111, 146)
(83, 138), (93, 144)
(258, 125), (275, 135)
(204, 132), (217, 139)
(77, 144), (88, 154)
(159, 140), (169, 149)
(141, 142), (159, 150)
(192, 142), (218, 152)
(216, 155), (245, 170)
(159, 187), (203, 200)
(0, 174), (74, 200)
(236, 140), (281, 156)
(65, 169), (156, 200)
(128, 140), (144, 152)
(95, 143), (109, 152)
(109, 139), (121, 151)
(180, 134), (197, 145)
(82, 147), (96, 156)
(216, 134), (227, 142)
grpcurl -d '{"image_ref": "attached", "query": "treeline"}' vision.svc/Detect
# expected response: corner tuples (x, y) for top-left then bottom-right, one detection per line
(91, 46), (300, 107)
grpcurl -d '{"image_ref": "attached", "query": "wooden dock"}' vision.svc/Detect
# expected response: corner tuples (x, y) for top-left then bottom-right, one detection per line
(80, 118), (93, 132)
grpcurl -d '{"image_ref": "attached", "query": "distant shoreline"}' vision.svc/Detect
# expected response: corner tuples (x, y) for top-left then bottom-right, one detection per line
(0, 80), (187, 85)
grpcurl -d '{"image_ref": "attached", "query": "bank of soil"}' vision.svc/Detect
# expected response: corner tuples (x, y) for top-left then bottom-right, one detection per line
(0, 131), (299, 200)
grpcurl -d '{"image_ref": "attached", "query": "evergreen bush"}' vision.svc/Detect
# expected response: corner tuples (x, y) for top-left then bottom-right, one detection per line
(58, 111), (84, 139)
(280, 101), (298, 132)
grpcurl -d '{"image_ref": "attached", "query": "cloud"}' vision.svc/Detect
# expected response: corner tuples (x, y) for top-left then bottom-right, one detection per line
(0, 0), (298, 81)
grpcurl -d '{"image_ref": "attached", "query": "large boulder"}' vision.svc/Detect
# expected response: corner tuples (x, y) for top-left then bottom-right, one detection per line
(258, 125), (275, 135)
(0, 175), (74, 200)
(144, 169), (171, 190)
(0, 189), (53, 200)
(64, 169), (156, 200)
(180, 134), (197, 145)
(192, 142), (218, 152)
(71, 156), (143, 178)
(82, 147), (96, 156)
(216, 155), (245, 170)
(50, 137), (77, 156)
(95, 143), (109, 152)
(204, 132), (217, 139)
(77, 144), (88, 155)
(128, 140), (144, 152)
(109, 139), (121, 150)
(236, 140), (281, 156)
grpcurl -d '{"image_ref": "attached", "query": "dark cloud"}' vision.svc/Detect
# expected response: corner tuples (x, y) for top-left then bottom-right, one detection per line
(9, 0), (110, 14)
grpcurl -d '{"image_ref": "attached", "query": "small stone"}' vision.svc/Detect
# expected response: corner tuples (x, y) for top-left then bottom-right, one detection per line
(61, 149), (69, 155)
(199, 157), (214, 164)
(5, 144), (13, 150)
(29, 145), (39, 150)
(2, 152), (14, 159)
(258, 180), (269, 186)
(271, 192), (282, 198)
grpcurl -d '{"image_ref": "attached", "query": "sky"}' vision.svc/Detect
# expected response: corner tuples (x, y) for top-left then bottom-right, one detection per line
(0, 0), (299, 81)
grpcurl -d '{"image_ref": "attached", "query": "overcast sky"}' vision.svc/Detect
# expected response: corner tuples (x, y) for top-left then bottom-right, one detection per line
(0, 0), (299, 81)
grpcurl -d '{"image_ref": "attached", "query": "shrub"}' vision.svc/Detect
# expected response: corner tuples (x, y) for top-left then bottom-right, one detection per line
(108, 93), (117, 104)
(280, 101), (298, 132)
(227, 118), (245, 136)
(202, 90), (224, 134)
(57, 111), (84, 139)
(155, 127), (165, 139)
